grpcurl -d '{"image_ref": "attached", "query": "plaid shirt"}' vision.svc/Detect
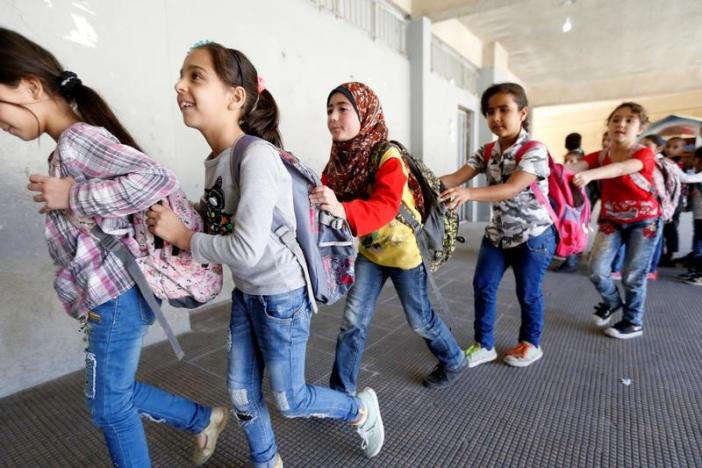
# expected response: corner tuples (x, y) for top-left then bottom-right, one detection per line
(45, 123), (177, 319)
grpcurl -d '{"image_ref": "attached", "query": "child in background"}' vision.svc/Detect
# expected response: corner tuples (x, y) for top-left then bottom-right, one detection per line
(569, 102), (661, 339)
(440, 83), (556, 368)
(678, 148), (702, 285)
(660, 136), (687, 266)
(0, 28), (224, 467)
(149, 44), (384, 466)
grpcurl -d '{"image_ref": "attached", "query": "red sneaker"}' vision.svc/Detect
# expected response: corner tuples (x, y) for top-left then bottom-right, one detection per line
(647, 271), (658, 281)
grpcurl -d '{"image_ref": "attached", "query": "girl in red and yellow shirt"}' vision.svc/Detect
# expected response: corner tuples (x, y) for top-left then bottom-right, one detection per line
(309, 82), (466, 393)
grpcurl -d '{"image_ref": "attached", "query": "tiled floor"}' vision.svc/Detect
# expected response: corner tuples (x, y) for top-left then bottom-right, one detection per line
(2, 225), (701, 467)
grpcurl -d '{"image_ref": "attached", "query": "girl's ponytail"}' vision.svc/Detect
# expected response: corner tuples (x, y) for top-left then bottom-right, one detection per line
(71, 83), (142, 151)
(0, 27), (141, 150)
(240, 88), (282, 148)
(195, 43), (283, 148)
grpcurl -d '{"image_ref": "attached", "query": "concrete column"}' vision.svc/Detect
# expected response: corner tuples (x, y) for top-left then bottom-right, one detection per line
(407, 17), (431, 158)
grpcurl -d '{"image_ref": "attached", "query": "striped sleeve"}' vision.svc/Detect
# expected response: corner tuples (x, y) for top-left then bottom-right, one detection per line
(63, 126), (178, 217)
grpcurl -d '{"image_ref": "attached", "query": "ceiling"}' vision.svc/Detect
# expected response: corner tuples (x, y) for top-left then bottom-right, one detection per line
(411, 0), (702, 106)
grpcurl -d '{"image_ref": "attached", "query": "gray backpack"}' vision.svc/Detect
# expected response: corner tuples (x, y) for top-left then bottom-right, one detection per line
(231, 135), (356, 312)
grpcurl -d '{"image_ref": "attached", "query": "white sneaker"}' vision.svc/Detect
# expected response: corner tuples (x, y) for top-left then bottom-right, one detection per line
(355, 388), (384, 458)
(503, 341), (543, 368)
(464, 343), (497, 368)
(193, 406), (229, 466)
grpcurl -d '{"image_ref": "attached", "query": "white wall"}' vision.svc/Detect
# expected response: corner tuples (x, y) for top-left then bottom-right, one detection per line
(0, 0), (416, 397)
(425, 73), (480, 174)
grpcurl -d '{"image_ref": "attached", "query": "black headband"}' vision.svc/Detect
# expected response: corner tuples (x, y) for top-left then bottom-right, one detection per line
(327, 86), (360, 120)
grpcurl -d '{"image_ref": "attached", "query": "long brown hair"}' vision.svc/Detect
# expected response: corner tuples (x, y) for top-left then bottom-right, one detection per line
(0, 27), (141, 150)
(193, 43), (282, 148)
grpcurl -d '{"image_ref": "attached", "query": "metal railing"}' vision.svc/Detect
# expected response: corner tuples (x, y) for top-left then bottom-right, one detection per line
(310, 0), (408, 55)
(431, 35), (479, 94)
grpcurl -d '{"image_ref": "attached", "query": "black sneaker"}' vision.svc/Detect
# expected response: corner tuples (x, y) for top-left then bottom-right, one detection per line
(604, 320), (643, 339)
(592, 302), (621, 327)
(554, 262), (578, 273)
(422, 361), (467, 388)
(676, 271), (698, 282)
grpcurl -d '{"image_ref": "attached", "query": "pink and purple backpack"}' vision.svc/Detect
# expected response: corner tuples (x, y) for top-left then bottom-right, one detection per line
(485, 140), (591, 258)
(127, 191), (224, 307)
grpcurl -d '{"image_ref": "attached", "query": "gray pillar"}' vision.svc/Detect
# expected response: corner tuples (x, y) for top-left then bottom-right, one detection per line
(407, 17), (431, 158)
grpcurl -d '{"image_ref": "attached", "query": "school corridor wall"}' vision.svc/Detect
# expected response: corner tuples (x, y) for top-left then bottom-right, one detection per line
(0, 0), (481, 397)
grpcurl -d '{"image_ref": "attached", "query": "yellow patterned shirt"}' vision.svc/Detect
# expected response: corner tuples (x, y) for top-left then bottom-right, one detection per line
(359, 147), (423, 269)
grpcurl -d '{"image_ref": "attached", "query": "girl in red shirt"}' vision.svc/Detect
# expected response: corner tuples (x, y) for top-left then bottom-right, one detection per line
(569, 102), (661, 339)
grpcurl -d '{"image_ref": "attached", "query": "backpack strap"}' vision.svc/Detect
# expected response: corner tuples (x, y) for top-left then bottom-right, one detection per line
(396, 204), (458, 330)
(231, 135), (318, 313)
(597, 149), (608, 166)
(511, 140), (559, 226)
(483, 142), (496, 165)
(88, 226), (185, 360)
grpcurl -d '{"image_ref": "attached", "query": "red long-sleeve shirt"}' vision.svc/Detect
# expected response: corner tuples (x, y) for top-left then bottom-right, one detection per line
(322, 158), (407, 236)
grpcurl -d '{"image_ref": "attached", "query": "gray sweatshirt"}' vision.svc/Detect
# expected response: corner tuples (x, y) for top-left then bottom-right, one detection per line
(191, 139), (305, 295)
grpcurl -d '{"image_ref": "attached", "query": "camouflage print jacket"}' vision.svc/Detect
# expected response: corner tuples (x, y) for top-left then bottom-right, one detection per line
(467, 129), (553, 249)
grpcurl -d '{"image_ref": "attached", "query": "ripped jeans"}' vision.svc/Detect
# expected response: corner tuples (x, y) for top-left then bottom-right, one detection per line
(86, 286), (211, 467)
(228, 287), (360, 467)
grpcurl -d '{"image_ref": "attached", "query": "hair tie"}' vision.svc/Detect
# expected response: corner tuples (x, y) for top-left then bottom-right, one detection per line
(257, 76), (266, 95)
(58, 71), (81, 99)
(190, 39), (213, 51)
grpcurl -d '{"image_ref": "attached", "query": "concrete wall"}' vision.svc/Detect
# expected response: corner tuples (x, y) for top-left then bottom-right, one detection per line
(1, 0), (411, 397)
(0, 0), (480, 397)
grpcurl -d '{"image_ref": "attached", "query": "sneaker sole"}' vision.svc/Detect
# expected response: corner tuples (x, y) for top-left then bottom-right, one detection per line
(466, 353), (497, 368)
(363, 388), (384, 458)
(592, 315), (613, 327)
(504, 351), (543, 368)
(604, 328), (643, 339)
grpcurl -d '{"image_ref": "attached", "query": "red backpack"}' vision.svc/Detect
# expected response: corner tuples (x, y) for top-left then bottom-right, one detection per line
(484, 140), (591, 258)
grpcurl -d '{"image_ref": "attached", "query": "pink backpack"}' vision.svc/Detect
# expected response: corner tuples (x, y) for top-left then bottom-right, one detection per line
(127, 191), (224, 307)
(484, 140), (591, 258)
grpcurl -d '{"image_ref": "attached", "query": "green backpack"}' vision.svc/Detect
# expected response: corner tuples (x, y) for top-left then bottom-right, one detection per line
(369, 140), (462, 272)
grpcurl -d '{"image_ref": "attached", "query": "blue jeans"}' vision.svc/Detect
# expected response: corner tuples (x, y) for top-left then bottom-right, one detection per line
(589, 219), (662, 326)
(611, 244), (625, 273)
(612, 232), (662, 273)
(330, 255), (465, 395)
(693, 220), (702, 258)
(473, 226), (556, 349)
(86, 286), (211, 467)
(228, 287), (360, 467)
